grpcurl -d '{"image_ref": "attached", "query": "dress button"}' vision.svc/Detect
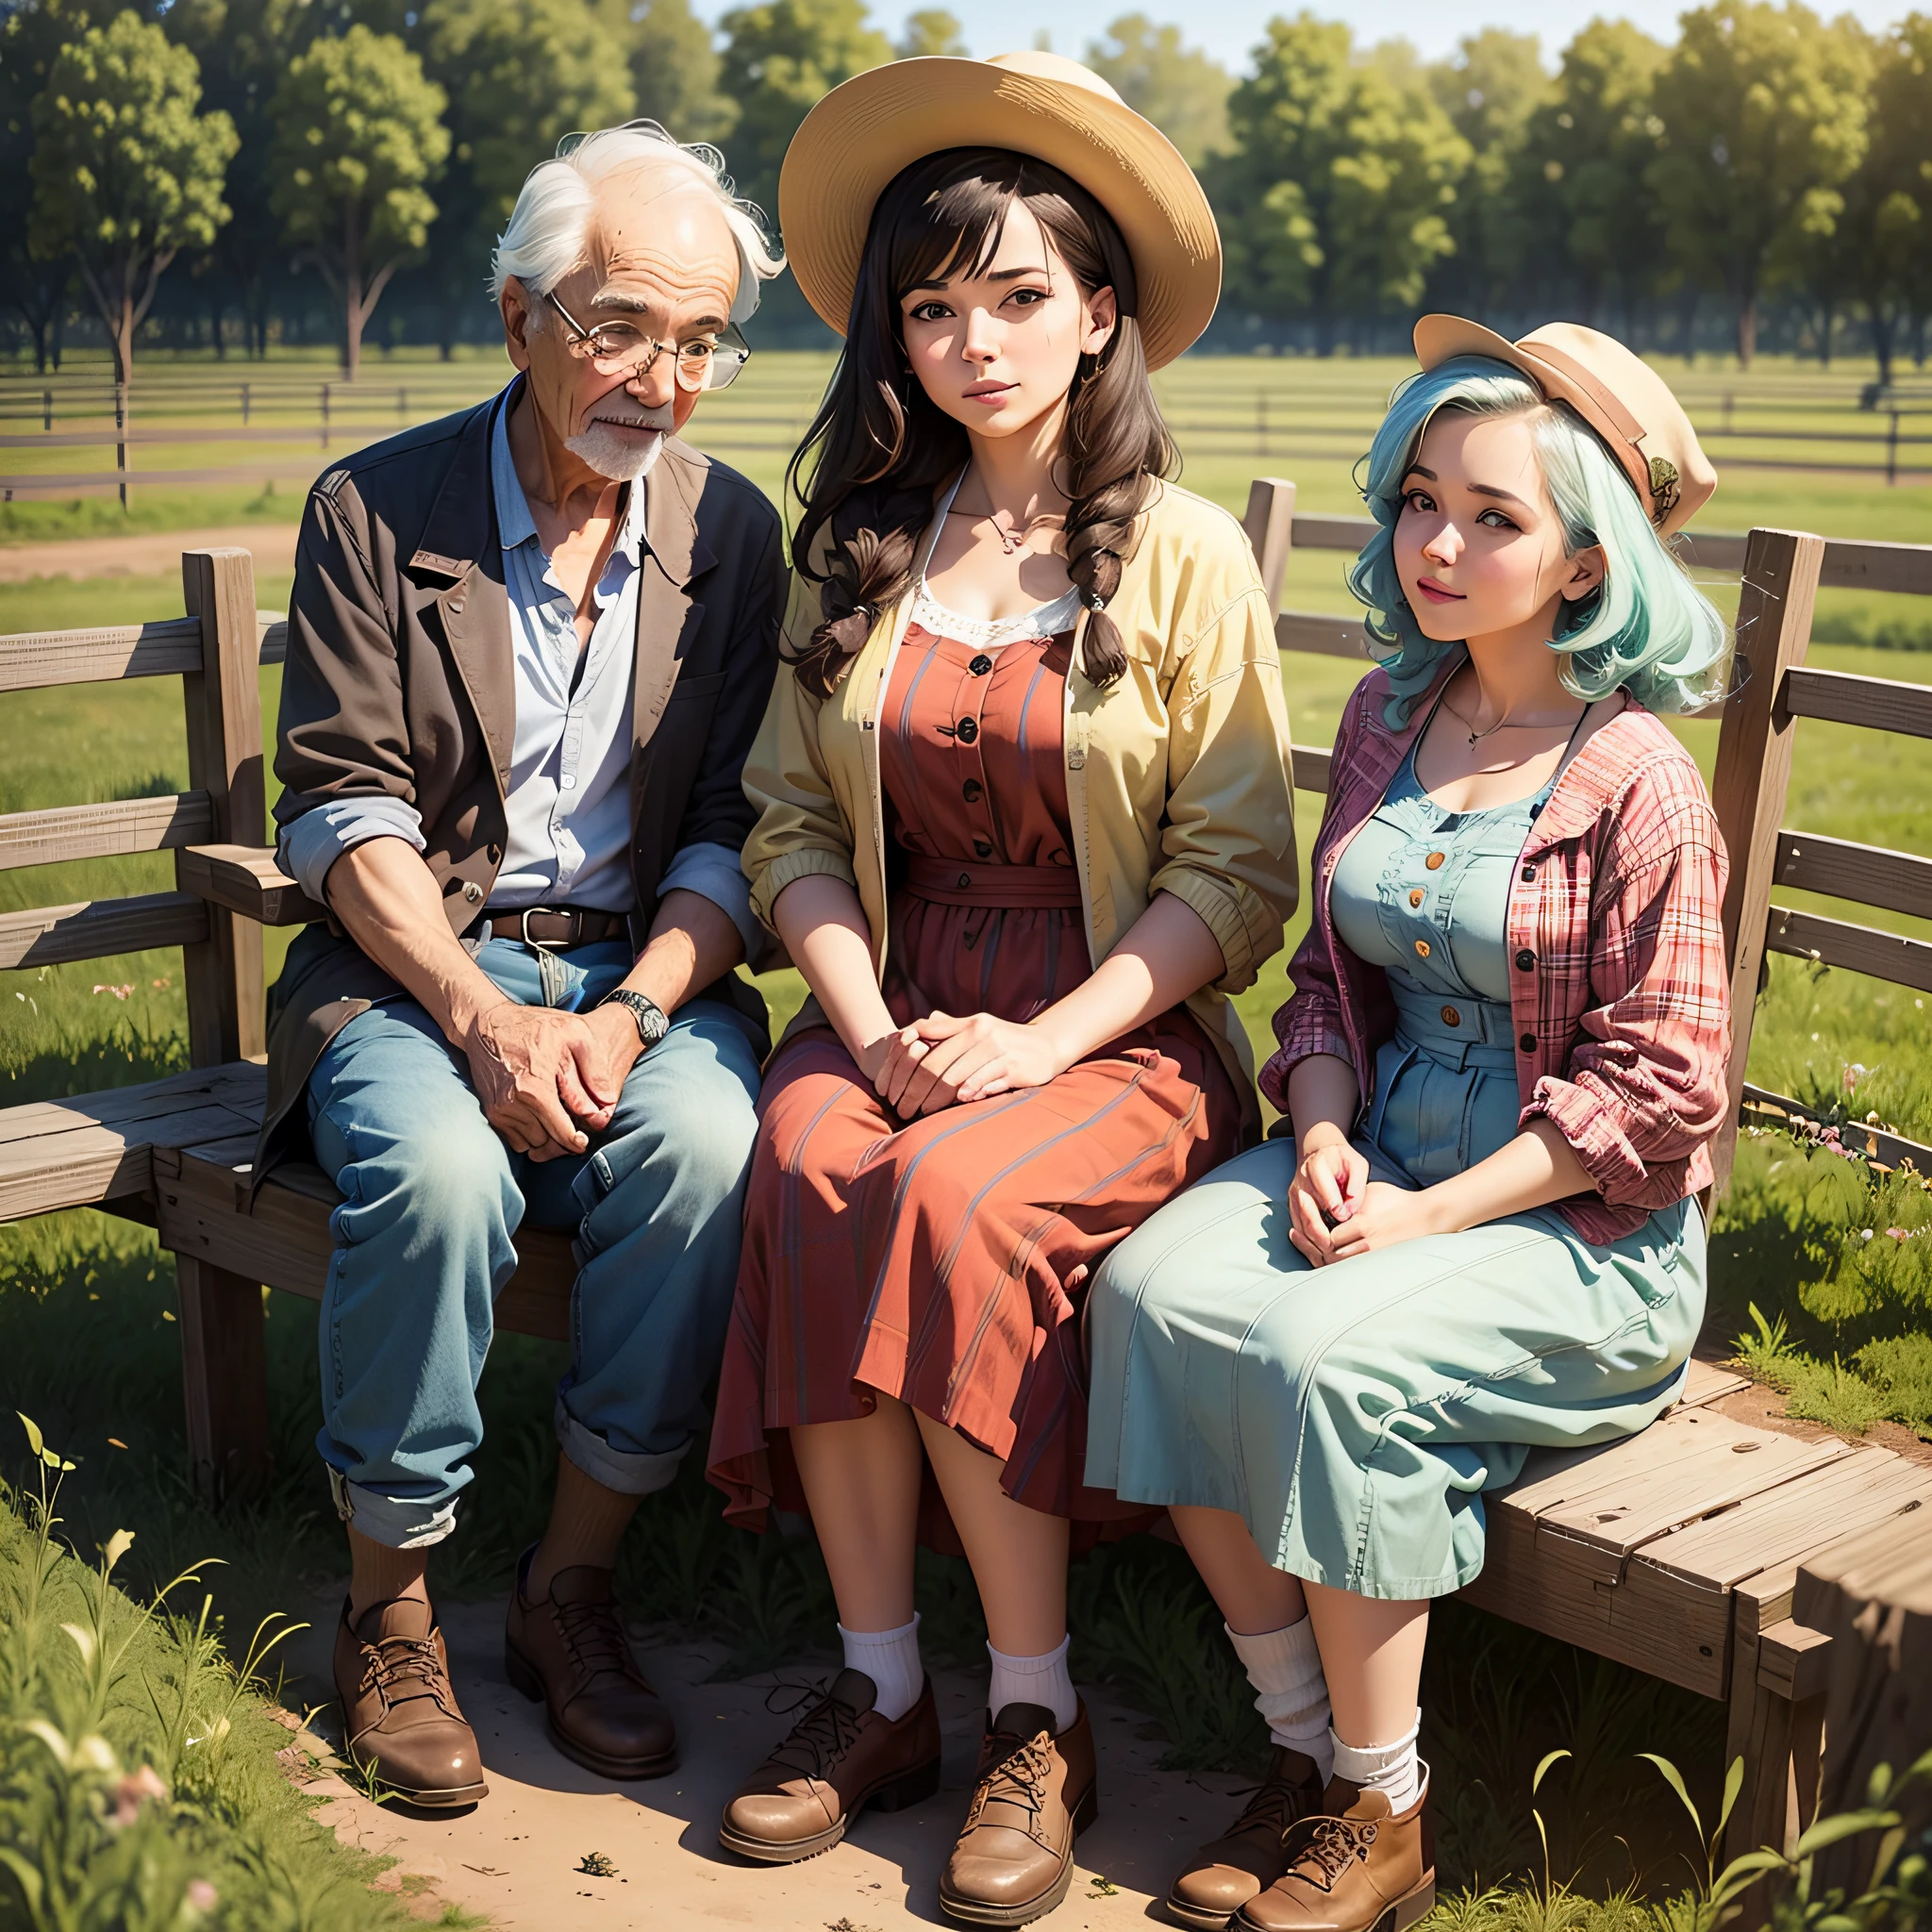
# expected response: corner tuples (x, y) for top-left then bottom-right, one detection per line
(1519, 1032), (1537, 1053)
(1441, 1006), (1461, 1027)
(1408, 888), (1424, 908)
(974, 840), (993, 858)
(1425, 851), (1446, 870)
(956, 717), (979, 744)
(962, 779), (983, 803)
(969, 653), (993, 676)
(956, 872), (972, 889)
(1414, 939), (1431, 958)
(1516, 949), (1536, 972)
(1521, 863), (1536, 883)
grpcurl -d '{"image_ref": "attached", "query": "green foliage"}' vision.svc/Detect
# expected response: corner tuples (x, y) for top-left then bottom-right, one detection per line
(892, 7), (965, 60)
(26, 11), (238, 384)
(617, 0), (738, 143)
(1084, 13), (1232, 168)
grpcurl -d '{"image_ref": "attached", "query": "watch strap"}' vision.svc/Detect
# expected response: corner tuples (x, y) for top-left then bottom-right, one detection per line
(603, 988), (668, 1045)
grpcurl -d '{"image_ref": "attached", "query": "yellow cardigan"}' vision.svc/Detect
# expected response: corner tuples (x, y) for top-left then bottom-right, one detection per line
(741, 477), (1301, 1121)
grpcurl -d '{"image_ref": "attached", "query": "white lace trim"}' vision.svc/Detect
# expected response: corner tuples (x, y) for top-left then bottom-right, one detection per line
(909, 581), (1082, 650)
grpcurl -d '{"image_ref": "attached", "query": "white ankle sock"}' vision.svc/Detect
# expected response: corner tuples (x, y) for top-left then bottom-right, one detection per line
(987, 1634), (1077, 1733)
(1330, 1709), (1423, 1814)
(839, 1614), (924, 1723)
(1226, 1617), (1335, 1783)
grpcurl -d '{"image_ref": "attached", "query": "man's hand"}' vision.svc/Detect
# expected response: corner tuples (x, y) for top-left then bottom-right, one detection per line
(463, 1004), (618, 1159)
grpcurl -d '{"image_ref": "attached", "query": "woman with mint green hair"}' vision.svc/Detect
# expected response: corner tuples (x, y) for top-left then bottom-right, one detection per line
(1085, 320), (1735, 1932)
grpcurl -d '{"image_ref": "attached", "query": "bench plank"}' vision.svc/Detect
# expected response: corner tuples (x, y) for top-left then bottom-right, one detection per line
(176, 844), (327, 926)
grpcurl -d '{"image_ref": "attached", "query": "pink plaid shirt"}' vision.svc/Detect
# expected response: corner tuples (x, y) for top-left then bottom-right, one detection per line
(1263, 658), (1732, 1243)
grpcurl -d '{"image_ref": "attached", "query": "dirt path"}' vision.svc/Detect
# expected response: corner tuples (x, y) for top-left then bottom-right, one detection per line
(284, 1600), (1233, 1930)
(0, 524), (299, 583)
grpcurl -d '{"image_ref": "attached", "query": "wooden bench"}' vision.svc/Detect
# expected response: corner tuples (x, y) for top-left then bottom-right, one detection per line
(3, 501), (1929, 1892)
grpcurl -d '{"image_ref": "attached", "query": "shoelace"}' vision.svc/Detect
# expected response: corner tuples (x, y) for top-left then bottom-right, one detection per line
(764, 1688), (865, 1781)
(1226, 1767), (1308, 1841)
(1286, 1815), (1377, 1890)
(358, 1634), (447, 1709)
(963, 1730), (1056, 1841)
(554, 1596), (637, 1682)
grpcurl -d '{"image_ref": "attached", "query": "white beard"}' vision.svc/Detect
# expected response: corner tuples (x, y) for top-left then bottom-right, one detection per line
(566, 415), (670, 481)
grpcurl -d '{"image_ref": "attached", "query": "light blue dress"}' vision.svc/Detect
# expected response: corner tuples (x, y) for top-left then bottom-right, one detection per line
(1085, 746), (1704, 1600)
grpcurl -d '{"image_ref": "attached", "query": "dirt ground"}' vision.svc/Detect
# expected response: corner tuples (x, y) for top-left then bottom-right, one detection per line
(0, 525), (299, 583)
(283, 1598), (1244, 1931)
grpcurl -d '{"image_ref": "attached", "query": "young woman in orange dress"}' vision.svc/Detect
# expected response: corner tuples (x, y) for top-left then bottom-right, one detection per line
(704, 51), (1299, 1927)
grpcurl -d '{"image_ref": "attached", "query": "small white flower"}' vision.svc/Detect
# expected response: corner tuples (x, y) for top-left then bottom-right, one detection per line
(1860, 1228), (1874, 1241)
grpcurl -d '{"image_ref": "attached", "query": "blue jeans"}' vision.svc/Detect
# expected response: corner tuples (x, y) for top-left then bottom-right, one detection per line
(305, 938), (762, 1549)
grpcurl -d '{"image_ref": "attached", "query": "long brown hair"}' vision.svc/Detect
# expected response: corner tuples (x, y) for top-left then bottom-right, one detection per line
(784, 147), (1178, 697)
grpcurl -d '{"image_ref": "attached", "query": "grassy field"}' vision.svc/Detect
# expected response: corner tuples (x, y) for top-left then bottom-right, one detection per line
(1, 351), (1928, 1909)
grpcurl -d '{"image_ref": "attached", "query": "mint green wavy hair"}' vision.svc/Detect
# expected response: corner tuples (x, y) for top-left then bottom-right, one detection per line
(1346, 356), (1728, 724)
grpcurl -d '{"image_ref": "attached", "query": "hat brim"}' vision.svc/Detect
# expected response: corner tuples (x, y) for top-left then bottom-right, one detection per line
(778, 58), (1221, 372)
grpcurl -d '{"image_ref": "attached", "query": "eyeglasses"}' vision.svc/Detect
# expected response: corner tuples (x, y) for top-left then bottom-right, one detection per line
(543, 290), (751, 392)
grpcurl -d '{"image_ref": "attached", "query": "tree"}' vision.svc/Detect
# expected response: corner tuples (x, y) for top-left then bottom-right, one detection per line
(716, 0), (891, 219)
(894, 8), (964, 59)
(618, 0), (738, 142)
(28, 10), (237, 389)
(2, 0), (92, 370)
(1648, 0), (1870, 366)
(1425, 28), (1550, 315)
(1514, 21), (1668, 331)
(1084, 13), (1231, 168)
(268, 25), (448, 377)
(1210, 12), (1469, 352)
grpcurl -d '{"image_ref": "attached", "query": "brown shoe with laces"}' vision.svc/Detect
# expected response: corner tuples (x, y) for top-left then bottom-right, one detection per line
(719, 1668), (942, 1863)
(1233, 1770), (1435, 1932)
(1167, 1747), (1328, 1929)
(333, 1594), (487, 1807)
(503, 1544), (677, 1777)
(939, 1701), (1098, 1927)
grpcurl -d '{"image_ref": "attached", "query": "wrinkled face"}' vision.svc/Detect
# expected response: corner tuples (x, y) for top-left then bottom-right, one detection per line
(1394, 409), (1605, 642)
(898, 202), (1116, 442)
(502, 165), (740, 480)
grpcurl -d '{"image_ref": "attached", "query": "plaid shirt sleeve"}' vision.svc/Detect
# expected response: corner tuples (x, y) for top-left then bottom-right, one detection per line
(1524, 751), (1732, 1209)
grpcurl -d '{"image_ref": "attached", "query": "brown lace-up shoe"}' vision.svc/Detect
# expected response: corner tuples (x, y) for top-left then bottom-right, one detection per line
(719, 1668), (942, 1863)
(1167, 1747), (1328, 1929)
(939, 1701), (1098, 1927)
(1233, 1770), (1435, 1932)
(333, 1595), (487, 1807)
(503, 1545), (677, 1778)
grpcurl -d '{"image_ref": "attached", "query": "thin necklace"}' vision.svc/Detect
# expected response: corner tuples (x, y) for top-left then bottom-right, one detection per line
(947, 490), (1063, 557)
(1442, 694), (1588, 747)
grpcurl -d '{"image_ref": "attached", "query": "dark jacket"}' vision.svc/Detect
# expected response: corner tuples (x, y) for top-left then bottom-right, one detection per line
(255, 380), (784, 1186)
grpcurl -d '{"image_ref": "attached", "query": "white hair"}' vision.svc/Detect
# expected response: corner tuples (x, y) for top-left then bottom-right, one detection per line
(491, 122), (784, 324)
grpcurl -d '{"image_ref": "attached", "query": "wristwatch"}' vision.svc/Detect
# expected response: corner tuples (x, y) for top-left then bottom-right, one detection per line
(601, 988), (670, 1048)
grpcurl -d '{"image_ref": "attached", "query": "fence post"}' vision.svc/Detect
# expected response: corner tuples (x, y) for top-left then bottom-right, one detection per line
(175, 546), (271, 1501)
(1241, 476), (1296, 616)
(320, 381), (330, 451)
(42, 389), (52, 432)
(398, 385), (408, 422)
(1888, 410), (1900, 486)
(113, 382), (129, 511)
(1256, 391), (1269, 456)
(241, 380), (250, 426)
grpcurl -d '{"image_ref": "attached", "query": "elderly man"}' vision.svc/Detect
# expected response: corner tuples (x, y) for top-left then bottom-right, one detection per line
(258, 125), (786, 1805)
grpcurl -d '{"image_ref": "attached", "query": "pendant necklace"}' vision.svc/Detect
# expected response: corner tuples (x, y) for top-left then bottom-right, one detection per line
(949, 494), (1061, 557)
(1444, 696), (1587, 747)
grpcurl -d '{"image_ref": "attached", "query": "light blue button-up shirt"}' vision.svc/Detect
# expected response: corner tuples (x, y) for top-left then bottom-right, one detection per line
(279, 392), (756, 952)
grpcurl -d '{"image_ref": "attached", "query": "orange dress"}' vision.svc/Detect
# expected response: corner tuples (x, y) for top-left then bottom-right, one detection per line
(707, 619), (1245, 1551)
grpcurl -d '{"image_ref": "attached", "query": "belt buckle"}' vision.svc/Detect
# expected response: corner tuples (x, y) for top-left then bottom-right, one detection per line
(518, 907), (570, 952)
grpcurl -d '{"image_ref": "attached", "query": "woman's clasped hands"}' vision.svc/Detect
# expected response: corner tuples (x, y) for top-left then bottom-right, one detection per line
(1286, 1122), (1447, 1265)
(862, 1009), (1071, 1119)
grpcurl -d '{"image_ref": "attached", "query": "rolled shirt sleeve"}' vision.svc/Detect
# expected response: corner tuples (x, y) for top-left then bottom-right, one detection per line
(278, 795), (426, 906)
(658, 838), (760, 960)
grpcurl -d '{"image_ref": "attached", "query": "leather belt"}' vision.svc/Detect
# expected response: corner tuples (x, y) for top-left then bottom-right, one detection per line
(904, 856), (1083, 909)
(486, 907), (630, 949)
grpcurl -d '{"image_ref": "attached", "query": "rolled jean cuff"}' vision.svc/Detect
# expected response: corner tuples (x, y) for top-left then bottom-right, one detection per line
(553, 1392), (690, 1497)
(326, 1467), (458, 1549)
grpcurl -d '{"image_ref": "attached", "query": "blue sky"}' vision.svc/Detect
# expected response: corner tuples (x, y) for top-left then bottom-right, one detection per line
(694, 0), (1912, 70)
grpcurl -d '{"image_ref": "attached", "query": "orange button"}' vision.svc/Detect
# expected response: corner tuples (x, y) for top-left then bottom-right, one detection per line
(1425, 851), (1446, 870)
(1414, 939), (1431, 958)
(1408, 888), (1424, 908)
(1441, 1005), (1461, 1027)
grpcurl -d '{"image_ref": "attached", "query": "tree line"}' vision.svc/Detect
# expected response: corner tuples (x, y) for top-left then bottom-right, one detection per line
(2, 0), (1929, 388)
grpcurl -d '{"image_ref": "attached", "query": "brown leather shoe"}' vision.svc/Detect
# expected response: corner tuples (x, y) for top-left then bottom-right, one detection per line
(1167, 1747), (1328, 1929)
(1233, 1770), (1435, 1932)
(939, 1701), (1098, 1927)
(503, 1545), (677, 1778)
(333, 1595), (487, 1807)
(719, 1668), (942, 1863)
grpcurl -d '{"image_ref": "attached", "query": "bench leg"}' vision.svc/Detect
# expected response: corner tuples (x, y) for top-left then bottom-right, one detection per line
(175, 1257), (271, 1500)
(1724, 1615), (1825, 1927)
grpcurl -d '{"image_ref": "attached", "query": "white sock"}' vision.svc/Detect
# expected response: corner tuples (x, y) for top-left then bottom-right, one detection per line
(839, 1614), (924, 1723)
(987, 1633), (1077, 1734)
(1330, 1709), (1423, 1814)
(1226, 1617), (1335, 1783)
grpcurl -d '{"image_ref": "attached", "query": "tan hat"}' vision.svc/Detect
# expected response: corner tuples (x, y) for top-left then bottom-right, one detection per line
(1413, 315), (1716, 536)
(778, 51), (1221, 372)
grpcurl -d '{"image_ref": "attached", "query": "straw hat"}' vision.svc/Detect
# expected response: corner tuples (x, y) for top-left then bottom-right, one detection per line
(1413, 316), (1716, 536)
(778, 51), (1221, 371)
